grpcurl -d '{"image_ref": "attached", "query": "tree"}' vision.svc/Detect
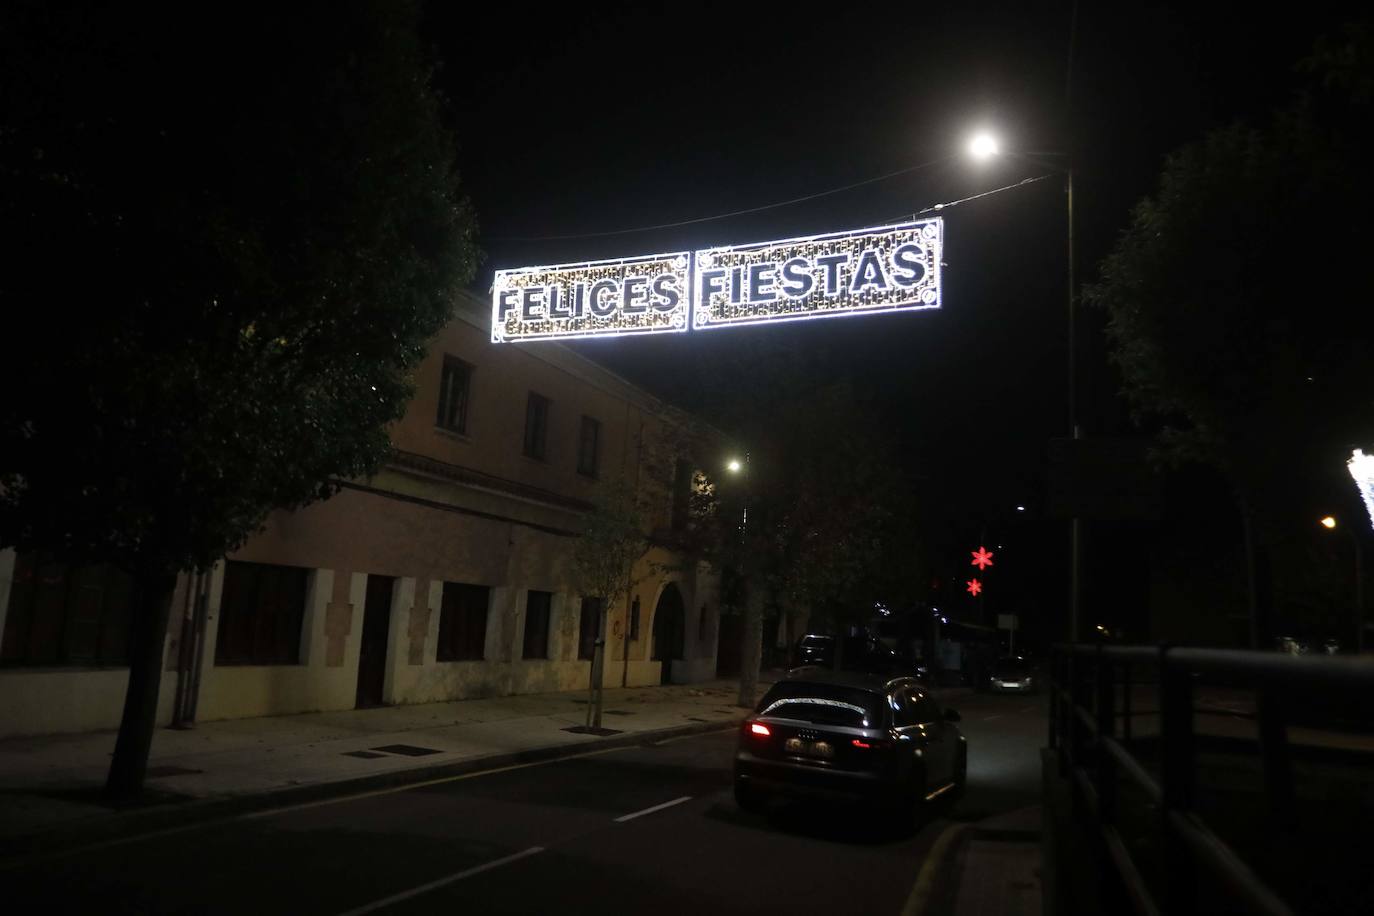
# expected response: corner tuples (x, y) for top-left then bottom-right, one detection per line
(686, 376), (920, 705)
(1085, 24), (1374, 646)
(0, 2), (480, 796)
(570, 482), (648, 728)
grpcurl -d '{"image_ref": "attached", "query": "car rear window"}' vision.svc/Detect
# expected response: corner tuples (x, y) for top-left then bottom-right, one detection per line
(994, 661), (1030, 677)
(755, 682), (885, 728)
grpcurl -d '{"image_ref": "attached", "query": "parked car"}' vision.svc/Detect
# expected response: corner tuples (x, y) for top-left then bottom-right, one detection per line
(734, 668), (966, 823)
(988, 656), (1036, 694)
(792, 633), (928, 681)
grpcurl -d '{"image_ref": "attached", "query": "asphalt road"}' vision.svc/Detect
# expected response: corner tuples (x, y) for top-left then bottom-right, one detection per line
(6, 689), (1046, 915)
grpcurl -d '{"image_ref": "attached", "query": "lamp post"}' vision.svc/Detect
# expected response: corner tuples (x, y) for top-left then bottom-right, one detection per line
(968, 131), (1081, 642)
(1319, 516), (1366, 654)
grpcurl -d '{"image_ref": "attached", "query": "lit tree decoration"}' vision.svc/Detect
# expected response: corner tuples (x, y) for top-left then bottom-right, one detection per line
(1350, 449), (1374, 531)
(966, 578), (982, 596)
(971, 546), (994, 570)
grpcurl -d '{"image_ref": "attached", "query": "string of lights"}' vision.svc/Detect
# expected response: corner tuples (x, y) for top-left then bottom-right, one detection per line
(487, 156), (953, 242)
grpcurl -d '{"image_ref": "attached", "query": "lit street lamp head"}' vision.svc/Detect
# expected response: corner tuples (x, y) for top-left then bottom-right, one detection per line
(726, 459), (743, 473)
(1320, 515), (1337, 529)
(967, 132), (1000, 162)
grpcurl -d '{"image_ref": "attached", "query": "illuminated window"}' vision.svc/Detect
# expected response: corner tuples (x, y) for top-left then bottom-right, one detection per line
(522, 590), (552, 659)
(437, 582), (489, 662)
(577, 416), (601, 478)
(523, 392), (550, 460)
(436, 356), (472, 434)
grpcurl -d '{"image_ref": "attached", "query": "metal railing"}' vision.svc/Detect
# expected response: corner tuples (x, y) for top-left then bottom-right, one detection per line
(1047, 643), (1374, 916)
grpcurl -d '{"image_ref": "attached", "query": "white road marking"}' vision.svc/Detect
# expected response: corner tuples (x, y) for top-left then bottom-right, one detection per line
(613, 795), (693, 823)
(982, 714), (1003, 721)
(335, 846), (544, 916)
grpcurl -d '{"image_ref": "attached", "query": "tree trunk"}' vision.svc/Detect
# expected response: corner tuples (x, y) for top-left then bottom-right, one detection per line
(736, 585), (764, 708)
(586, 599), (606, 730)
(105, 569), (177, 800)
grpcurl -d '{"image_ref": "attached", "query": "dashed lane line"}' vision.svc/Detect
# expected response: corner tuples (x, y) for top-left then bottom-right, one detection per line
(613, 795), (694, 823)
(335, 846), (545, 916)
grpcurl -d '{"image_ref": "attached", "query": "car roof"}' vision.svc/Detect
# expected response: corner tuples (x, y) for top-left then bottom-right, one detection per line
(779, 665), (918, 694)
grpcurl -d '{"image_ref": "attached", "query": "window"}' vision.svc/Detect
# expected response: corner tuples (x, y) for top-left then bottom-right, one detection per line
(671, 459), (693, 530)
(436, 356), (473, 434)
(577, 416), (600, 477)
(756, 682), (886, 728)
(523, 392), (550, 460)
(629, 596), (641, 641)
(578, 596), (602, 660)
(1, 553), (134, 666)
(522, 590), (552, 659)
(436, 582), (489, 661)
(215, 561), (308, 665)
(894, 688), (938, 727)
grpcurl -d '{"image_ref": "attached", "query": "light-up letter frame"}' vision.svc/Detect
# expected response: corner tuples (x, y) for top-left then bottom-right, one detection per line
(691, 218), (942, 330)
(492, 250), (692, 343)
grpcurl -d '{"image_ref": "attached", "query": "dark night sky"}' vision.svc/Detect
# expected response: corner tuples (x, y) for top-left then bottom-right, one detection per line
(420, 2), (1363, 633)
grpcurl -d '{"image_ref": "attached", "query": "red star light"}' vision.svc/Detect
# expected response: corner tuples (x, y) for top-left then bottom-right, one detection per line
(966, 578), (982, 596)
(971, 546), (994, 571)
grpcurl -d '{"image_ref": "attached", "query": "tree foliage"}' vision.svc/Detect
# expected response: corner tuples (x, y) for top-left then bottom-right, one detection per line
(0, 1), (480, 794)
(0, 1), (480, 575)
(1085, 23), (1374, 531)
(571, 482), (649, 609)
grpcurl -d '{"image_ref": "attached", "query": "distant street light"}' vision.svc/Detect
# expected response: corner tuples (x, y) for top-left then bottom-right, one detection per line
(968, 130), (1081, 641)
(726, 458), (743, 473)
(1321, 515), (1338, 529)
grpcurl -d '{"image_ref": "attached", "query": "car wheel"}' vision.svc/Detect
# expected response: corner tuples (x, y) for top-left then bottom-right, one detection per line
(734, 778), (766, 814)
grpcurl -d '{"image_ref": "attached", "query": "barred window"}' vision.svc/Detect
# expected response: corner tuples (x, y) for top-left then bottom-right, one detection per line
(522, 590), (552, 659)
(215, 561), (307, 666)
(1, 553), (134, 666)
(437, 582), (489, 661)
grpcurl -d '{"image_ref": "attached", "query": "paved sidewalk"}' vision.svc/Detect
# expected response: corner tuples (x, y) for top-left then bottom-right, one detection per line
(0, 678), (770, 857)
(949, 806), (1042, 916)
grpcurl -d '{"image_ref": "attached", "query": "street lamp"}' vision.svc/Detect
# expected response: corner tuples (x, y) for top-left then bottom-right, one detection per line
(726, 458), (743, 474)
(967, 131), (1081, 641)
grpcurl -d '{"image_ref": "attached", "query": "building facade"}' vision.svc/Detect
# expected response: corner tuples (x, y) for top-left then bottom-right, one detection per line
(0, 292), (731, 738)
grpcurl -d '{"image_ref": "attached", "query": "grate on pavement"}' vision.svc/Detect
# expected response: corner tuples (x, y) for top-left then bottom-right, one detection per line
(370, 744), (443, 757)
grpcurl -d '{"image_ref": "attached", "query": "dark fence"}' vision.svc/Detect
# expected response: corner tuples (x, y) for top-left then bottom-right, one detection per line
(1046, 643), (1374, 916)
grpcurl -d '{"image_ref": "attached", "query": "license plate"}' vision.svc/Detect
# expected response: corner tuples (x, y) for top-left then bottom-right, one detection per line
(784, 737), (834, 759)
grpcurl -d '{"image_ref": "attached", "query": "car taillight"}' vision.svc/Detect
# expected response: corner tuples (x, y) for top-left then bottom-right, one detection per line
(852, 738), (890, 749)
(749, 722), (770, 737)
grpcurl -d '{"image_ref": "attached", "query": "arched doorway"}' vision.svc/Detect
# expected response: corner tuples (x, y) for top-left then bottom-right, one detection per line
(651, 583), (685, 684)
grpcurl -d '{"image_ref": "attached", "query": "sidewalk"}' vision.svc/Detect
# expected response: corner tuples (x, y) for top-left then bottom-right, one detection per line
(0, 677), (770, 859)
(927, 806), (1041, 916)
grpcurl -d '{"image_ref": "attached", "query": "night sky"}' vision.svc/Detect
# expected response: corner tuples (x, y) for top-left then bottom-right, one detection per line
(420, 2), (1363, 636)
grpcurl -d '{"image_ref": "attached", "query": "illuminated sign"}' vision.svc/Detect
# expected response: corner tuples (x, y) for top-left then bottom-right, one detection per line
(489, 217), (942, 341)
(692, 218), (942, 330)
(491, 250), (691, 343)
(971, 546), (994, 571)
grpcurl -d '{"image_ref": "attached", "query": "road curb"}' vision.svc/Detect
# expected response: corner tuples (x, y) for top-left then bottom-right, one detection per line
(0, 716), (743, 868)
(900, 821), (968, 916)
